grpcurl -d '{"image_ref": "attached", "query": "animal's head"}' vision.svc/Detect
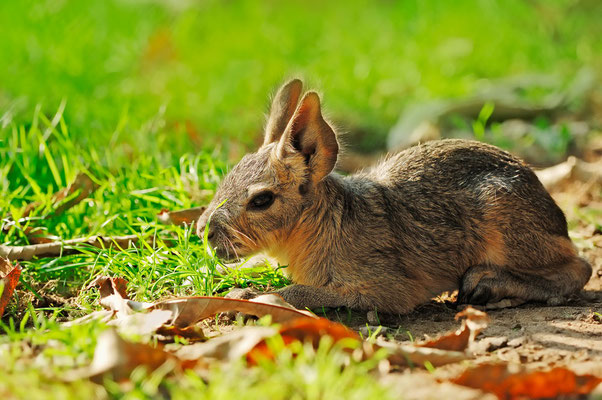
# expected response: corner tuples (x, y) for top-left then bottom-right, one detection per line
(196, 79), (339, 260)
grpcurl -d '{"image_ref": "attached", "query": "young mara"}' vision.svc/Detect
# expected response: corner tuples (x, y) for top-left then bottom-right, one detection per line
(196, 79), (591, 313)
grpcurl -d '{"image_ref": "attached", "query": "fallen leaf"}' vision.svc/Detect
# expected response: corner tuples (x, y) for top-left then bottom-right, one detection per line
(85, 278), (315, 339)
(277, 317), (360, 346)
(247, 317), (360, 364)
(19, 173), (98, 218)
(418, 306), (489, 352)
(176, 317), (359, 365)
(535, 156), (602, 190)
(88, 276), (132, 315)
(66, 329), (185, 382)
(150, 295), (316, 328)
(62, 310), (115, 327)
(85, 276), (171, 335)
(158, 206), (206, 226)
(111, 310), (174, 336)
(0, 258), (21, 317)
(380, 340), (469, 368)
(176, 326), (277, 362)
(382, 371), (497, 400)
(452, 363), (602, 400)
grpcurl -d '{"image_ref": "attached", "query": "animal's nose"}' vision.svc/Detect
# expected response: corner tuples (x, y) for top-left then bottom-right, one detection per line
(196, 214), (217, 242)
(196, 215), (209, 238)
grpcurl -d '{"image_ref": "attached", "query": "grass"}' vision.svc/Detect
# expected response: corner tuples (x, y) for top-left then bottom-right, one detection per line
(1, 0), (601, 398)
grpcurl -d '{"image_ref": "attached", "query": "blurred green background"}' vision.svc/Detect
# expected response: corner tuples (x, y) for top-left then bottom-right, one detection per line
(2, 0), (601, 158)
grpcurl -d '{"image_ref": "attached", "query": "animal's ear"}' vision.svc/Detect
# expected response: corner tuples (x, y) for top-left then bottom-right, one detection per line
(263, 79), (303, 146)
(277, 91), (339, 183)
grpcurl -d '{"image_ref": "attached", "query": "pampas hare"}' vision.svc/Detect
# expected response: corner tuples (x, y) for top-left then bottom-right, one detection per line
(196, 79), (591, 313)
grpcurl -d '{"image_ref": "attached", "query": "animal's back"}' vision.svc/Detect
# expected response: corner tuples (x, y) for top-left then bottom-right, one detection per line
(361, 139), (568, 238)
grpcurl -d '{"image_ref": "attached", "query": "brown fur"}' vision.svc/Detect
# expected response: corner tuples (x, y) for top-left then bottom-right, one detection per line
(196, 79), (592, 313)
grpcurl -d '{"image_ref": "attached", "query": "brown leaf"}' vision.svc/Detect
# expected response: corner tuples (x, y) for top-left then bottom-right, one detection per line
(418, 306), (489, 351)
(85, 279), (315, 339)
(245, 317), (468, 368)
(86, 276), (171, 335)
(150, 295), (316, 328)
(157, 206), (206, 226)
(247, 317), (361, 364)
(382, 340), (469, 368)
(176, 326), (277, 362)
(22, 173), (98, 218)
(277, 317), (360, 346)
(452, 363), (602, 400)
(66, 329), (183, 382)
(0, 258), (22, 317)
(88, 276), (132, 315)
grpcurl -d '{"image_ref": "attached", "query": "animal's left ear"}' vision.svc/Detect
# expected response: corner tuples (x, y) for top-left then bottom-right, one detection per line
(263, 79), (303, 146)
(277, 92), (339, 183)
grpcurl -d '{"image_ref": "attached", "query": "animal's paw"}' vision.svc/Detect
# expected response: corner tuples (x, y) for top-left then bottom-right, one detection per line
(222, 287), (262, 322)
(483, 298), (526, 310)
(545, 296), (566, 306)
(458, 277), (502, 306)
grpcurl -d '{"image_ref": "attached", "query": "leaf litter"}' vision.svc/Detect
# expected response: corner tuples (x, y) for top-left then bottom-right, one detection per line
(57, 274), (599, 399)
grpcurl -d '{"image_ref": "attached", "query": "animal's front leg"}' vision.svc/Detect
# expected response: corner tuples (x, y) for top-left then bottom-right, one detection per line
(225, 284), (352, 311)
(274, 284), (351, 310)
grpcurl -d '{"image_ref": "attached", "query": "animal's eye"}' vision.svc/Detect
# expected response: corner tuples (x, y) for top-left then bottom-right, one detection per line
(248, 191), (275, 211)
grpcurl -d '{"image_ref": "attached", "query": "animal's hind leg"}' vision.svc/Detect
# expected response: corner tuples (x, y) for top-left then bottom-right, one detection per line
(457, 257), (592, 308)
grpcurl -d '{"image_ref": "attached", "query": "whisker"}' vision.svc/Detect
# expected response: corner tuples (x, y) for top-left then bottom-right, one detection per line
(226, 237), (240, 260)
(231, 227), (257, 247)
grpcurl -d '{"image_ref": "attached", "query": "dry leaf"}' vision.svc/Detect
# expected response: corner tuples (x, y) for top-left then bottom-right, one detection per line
(0, 258), (21, 317)
(86, 277), (315, 339)
(177, 317), (358, 365)
(418, 306), (489, 352)
(19, 173), (98, 219)
(85, 276), (170, 335)
(157, 207), (206, 226)
(247, 317), (360, 364)
(111, 310), (174, 336)
(276, 317), (360, 346)
(150, 295), (316, 328)
(66, 329), (182, 382)
(535, 156), (602, 190)
(379, 340), (469, 368)
(88, 276), (133, 315)
(452, 363), (602, 400)
(176, 326), (277, 362)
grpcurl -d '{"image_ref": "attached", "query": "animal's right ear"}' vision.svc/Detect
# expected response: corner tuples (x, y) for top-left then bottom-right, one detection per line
(263, 79), (303, 146)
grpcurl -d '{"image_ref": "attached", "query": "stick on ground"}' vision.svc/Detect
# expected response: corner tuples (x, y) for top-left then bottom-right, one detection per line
(0, 235), (153, 261)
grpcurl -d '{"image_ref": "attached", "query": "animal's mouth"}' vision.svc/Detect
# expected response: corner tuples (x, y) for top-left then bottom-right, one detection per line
(213, 241), (252, 262)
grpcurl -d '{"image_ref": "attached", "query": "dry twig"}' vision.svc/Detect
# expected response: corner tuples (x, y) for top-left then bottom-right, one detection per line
(0, 235), (152, 261)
